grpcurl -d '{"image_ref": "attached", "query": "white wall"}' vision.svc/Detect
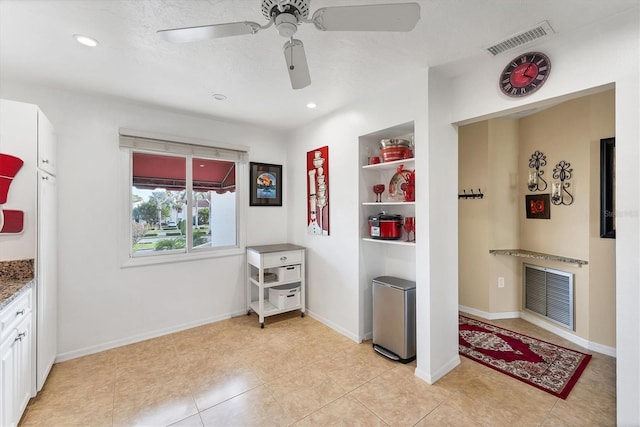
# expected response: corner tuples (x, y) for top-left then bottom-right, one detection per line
(284, 69), (456, 381)
(0, 83), (289, 360)
(435, 9), (640, 425)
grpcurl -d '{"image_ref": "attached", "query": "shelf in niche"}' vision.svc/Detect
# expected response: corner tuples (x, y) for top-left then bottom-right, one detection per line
(362, 158), (414, 171)
(362, 238), (415, 246)
(362, 201), (415, 206)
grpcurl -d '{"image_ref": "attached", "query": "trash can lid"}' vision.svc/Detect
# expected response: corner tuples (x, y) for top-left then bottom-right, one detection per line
(372, 276), (416, 290)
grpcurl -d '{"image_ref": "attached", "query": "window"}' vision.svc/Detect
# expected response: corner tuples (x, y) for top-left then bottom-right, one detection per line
(120, 130), (248, 265)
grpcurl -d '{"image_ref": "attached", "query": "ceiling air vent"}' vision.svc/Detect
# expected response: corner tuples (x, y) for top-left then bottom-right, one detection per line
(485, 21), (555, 56)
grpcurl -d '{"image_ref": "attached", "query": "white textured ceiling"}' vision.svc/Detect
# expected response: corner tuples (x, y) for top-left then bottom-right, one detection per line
(0, 0), (637, 131)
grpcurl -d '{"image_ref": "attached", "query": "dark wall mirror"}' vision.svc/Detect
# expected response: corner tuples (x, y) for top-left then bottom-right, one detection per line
(600, 137), (615, 238)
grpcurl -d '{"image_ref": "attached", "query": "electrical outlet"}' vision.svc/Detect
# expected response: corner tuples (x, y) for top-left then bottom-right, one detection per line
(498, 277), (505, 288)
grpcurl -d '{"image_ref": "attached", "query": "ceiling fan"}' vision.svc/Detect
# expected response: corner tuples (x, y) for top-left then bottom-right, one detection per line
(158, 0), (420, 90)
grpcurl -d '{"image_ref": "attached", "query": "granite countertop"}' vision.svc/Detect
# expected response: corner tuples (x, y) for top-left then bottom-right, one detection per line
(0, 259), (35, 309)
(489, 249), (588, 266)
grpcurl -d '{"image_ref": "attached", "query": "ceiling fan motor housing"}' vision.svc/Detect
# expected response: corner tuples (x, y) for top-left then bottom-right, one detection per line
(261, 0), (310, 21)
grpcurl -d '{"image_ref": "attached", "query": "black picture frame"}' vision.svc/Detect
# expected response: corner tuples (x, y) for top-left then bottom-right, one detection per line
(600, 137), (615, 238)
(525, 194), (551, 219)
(249, 162), (282, 206)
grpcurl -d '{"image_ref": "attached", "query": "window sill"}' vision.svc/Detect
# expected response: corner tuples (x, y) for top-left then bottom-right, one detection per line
(121, 246), (244, 268)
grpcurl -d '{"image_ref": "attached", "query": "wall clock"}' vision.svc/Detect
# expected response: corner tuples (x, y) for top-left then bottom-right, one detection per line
(499, 51), (551, 97)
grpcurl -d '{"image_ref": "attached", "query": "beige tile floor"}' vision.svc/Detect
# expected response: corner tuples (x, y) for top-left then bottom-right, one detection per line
(20, 312), (616, 427)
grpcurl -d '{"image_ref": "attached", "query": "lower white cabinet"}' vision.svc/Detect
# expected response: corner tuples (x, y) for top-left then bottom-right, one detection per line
(0, 288), (34, 427)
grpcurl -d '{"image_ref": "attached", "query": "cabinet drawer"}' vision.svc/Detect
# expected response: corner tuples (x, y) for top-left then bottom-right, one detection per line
(263, 250), (303, 268)
(1, 287), (32, 340)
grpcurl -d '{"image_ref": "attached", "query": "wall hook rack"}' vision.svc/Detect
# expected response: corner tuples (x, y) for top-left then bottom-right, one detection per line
(527, 150), (548, 192)
(551, 160), (574, 205)
(458, 189), (484, 200)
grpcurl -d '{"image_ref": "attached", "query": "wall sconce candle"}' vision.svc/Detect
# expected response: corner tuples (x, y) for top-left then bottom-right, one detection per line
(527, 150), (548, 191)
(551, 160), (574, 205)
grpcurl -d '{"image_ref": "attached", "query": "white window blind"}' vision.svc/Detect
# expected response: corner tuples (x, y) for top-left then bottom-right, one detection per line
(119, 129), (249, 163)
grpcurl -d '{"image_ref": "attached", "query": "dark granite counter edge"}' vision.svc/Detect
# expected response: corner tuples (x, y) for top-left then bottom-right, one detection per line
(489, 249), (588, 266)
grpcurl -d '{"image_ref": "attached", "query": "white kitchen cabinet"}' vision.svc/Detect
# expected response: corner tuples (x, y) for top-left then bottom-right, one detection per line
(36, 170), (56, 390)
(0, 287), (34, 427)
(0, 99), (57, 394)
(246, 244), (306, 328)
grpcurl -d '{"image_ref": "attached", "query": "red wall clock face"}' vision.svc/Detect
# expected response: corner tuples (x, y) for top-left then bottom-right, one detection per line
(499, 52), (551, 97)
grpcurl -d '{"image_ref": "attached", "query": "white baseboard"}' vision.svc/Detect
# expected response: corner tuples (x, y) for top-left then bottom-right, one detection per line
(458, 305), (520, 320)
(305, 309), (361, 343)
(459, 305), (617, 358)
(414, 355), (461, 384)
(55, 310), (245, 363)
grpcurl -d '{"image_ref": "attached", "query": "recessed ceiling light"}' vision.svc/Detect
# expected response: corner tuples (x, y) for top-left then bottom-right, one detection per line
(73, 34), (99, 47)
(306, 102), (317, 109)
(212, 93), (227, 101)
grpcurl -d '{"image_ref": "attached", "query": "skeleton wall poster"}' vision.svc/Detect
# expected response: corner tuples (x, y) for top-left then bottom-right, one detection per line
(307, 146), (329, 236)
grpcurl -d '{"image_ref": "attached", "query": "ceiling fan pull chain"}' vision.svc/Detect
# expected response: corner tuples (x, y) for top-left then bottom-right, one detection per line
(289, 37), (295, 70)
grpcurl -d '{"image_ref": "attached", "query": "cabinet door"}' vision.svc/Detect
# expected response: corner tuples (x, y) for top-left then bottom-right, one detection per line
(14, 316), (32, 421)
(37, 110), (56, 175)
(0, 332), (17, 427)
(37, 171), (57, 391)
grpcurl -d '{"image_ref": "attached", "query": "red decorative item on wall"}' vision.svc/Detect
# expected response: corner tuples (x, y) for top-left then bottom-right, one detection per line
(0, 152), (26, 234)
(306, 146), (329, 236)
(0, 210), (24, 234)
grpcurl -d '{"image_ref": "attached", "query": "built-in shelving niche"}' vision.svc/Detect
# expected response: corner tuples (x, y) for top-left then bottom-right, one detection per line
(358, 121), (416, 339)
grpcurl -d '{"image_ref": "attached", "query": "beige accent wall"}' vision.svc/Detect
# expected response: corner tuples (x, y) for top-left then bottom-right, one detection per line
(458, 119), (520, 313)
(488, 119), (520, 313)
(588, 91), (616, 347)
(458, 121), (490, 312)
(458, 90), (616, 348)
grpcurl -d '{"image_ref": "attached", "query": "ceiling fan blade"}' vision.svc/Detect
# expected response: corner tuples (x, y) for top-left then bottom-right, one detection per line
(158, 21), (262, 43)
(283, 39), (311, 90)
(312, 2), (420, 32)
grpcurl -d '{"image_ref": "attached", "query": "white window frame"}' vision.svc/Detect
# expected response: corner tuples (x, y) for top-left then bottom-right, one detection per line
(119, 129), (249, 268)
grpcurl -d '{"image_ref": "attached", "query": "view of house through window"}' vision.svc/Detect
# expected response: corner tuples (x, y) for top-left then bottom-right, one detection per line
(131, 152), (237, 256)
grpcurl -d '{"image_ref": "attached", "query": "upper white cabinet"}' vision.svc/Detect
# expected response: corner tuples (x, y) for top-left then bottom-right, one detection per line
(37, 112), (56, 176)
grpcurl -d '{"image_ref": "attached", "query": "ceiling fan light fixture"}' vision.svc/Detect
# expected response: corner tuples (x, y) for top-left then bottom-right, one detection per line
(73, 34), (99, 47)
(275, 13), (299, 37)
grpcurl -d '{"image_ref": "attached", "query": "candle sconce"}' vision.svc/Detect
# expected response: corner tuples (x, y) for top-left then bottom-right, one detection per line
(551, 160), (574, 205)
(527, 150), (548, 192)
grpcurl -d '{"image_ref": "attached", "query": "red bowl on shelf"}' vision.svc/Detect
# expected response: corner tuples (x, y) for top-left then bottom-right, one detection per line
(380, 146), (412, 162)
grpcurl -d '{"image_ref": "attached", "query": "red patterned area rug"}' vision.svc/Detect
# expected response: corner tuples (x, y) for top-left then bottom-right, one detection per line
(459, 315), (591, 399)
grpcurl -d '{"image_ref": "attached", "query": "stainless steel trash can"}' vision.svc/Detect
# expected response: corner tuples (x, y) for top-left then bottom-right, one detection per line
(372, 276), (416, 363)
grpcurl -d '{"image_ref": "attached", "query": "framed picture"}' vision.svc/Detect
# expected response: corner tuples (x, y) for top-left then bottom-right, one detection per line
(525, 194), (550, 219)
(249, 162), (282, 206)
(600, 137), (615, 238)
(306, 146), (330, 235)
